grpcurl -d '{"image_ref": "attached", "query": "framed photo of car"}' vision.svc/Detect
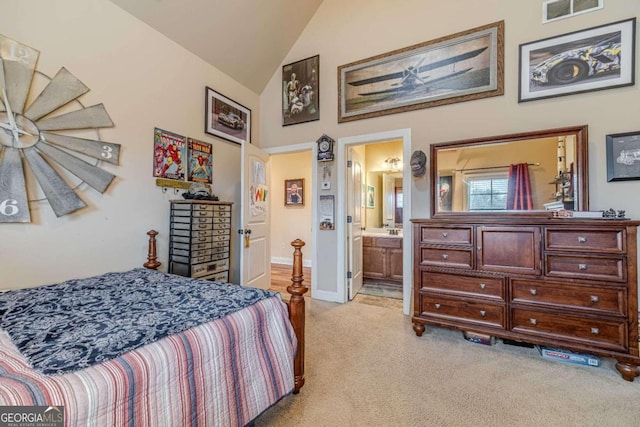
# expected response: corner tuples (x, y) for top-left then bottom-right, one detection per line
(606, 131), (640, 182)
(205, 87), (251, 144)
(518, 18), (636, 102)
(282, 55), (319, 126)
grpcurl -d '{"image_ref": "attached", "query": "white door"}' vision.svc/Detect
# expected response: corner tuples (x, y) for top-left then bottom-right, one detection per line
(347, 148), (364, 299)
(239, 143), (271, 289)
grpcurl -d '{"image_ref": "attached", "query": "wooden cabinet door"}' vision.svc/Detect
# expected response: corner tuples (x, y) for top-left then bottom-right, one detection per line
(363, 246), (386, 279)
(477, 226), (541, 275)
(388, 248), (403, 282)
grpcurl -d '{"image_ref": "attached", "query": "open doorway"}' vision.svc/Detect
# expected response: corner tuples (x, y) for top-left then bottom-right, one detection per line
(264, 145), (317, 300)
(337, 129), (412, 315)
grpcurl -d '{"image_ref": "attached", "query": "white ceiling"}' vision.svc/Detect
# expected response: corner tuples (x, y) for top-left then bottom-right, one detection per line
(109, 0), (324, 94)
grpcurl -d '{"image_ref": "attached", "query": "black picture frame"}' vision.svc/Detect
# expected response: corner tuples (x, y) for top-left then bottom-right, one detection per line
(606, 131), (640, 182)
(205, 87), (251, 144)
(282, 55), (319, 126)
(519, 18), (636, 102)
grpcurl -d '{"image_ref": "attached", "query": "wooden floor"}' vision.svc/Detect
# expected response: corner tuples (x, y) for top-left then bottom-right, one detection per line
(270, 263), (312, 300)
(269, 263), (403, 309)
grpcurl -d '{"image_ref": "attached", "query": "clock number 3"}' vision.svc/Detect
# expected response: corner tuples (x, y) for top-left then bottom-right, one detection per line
(101, 145), (113, 159)
(0, 199), (20, 216)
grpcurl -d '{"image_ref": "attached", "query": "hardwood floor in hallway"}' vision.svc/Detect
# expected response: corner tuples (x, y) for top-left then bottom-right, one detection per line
(269, 263), (402, 309)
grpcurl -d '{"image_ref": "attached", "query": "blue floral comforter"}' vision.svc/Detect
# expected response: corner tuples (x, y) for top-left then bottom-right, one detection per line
(0, 268), (279, 375)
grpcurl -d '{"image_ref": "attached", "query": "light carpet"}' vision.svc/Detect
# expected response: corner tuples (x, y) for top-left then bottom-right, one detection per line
(254, 299), (640, 427)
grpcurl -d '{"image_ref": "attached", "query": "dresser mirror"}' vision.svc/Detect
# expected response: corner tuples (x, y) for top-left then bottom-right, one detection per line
(430, 125), (589, 216)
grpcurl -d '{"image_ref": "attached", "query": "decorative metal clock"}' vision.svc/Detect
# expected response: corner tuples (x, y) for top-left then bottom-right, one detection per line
(0, 34), (121, 223)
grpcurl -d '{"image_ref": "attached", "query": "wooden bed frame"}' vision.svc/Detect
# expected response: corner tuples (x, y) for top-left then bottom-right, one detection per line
(143, 230), (307, 393)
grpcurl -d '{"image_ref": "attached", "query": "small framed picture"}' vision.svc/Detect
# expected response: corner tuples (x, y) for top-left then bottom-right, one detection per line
(205, 87), (251, 144)
(606, 131), (640, 182)
(366, 185), (375, 208)
(285, 178), (304, 206)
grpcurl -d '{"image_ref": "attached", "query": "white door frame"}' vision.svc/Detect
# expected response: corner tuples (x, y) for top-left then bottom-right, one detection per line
(337, 128), (412, 315)
(264, 142), (318, 300)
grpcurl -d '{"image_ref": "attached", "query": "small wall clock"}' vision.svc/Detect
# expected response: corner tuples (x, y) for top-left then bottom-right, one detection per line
(0, 34), (121, 223)
(316, 134), (334, 162)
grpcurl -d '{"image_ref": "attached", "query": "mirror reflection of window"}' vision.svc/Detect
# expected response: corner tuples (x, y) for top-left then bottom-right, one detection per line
(465, 174), (508, 211)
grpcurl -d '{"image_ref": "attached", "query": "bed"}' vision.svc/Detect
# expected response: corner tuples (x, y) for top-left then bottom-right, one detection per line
(0, 231), (307, 426)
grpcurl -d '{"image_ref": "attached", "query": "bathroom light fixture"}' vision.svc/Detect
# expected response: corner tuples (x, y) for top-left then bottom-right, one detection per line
(383, 157), (403, 172)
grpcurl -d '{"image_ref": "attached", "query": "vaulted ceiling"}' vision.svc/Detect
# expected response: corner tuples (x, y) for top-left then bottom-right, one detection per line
(109, 0), (324, 94)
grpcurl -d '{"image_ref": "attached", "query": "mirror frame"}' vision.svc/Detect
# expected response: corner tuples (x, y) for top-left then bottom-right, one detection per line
(430, 125), (589, 217)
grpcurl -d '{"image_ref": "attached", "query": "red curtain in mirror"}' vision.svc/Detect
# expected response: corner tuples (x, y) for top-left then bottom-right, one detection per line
(507, 163), (533, 210)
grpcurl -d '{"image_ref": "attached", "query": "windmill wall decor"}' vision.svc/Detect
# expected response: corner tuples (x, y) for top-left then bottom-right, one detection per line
(0, 34), (121, 223)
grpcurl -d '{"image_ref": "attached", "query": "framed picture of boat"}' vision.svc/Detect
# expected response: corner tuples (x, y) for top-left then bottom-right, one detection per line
(337, 21), (504, 123)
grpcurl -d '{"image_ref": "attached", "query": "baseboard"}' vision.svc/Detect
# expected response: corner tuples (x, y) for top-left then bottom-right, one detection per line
(312, 289), (340, 302)
(271, 257), (312, 268)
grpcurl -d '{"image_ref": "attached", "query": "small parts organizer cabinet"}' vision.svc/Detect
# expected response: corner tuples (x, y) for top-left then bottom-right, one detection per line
(412, 218), (640, 381)
(169, 200), (232, 282)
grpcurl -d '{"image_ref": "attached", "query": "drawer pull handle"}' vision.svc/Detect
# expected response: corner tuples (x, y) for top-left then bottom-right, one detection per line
(590, 295), (600, 303)
(591, 327), (600, 335)
(578, 263), (587, 270)
(578, 236), (587, 243)
(530, 318), (537, 325)
(435, 303), (441, 309)
(530, 289), (537, 296)
(479, 283), (486, 290)
(441, 254), (448, 260)
(480, 310), (486, 317)
(442, 232), (448, 238)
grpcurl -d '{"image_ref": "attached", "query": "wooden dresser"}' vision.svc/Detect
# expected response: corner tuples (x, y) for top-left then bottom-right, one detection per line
(412, 217), (640, 381)
(169, 200), (232, 282)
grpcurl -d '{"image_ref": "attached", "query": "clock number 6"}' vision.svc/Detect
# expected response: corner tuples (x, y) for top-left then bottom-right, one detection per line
(0, 199), (20, 216)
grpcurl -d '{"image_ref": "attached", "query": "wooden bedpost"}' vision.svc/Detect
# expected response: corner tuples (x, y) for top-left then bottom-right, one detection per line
(144, 230), (162, 270)
(287, 239), (307, 394)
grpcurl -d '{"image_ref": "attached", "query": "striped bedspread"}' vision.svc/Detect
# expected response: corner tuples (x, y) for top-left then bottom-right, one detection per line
(0, 296), (297, 427)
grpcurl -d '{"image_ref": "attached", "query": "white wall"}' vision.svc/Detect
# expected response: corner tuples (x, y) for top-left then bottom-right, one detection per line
(260, 0), (640, 298)
(1, 0), (260, 288)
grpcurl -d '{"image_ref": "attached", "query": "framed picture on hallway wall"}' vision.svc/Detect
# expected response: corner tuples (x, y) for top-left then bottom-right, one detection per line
(337, 21), (504, 123)
(285, 178), (304, 206)
(282, 55), (319, 126)
(205, 87), (251, 144)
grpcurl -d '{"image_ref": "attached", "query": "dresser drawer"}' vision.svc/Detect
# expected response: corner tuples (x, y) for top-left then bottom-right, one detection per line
(545, 228), (624, 253)
(420, 270), (504, 300)
(419, 226), (472, 245)
(419, 295), (505, 329)
(510, 279), (625, 316)
(511, 308), (627, 351)
(419, 247), (473, 269)
(192, 258), (230, 278)
(545, 254), (625, 282)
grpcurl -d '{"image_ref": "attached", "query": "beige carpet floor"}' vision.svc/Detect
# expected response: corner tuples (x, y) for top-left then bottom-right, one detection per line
(254, 298), (640, 427)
